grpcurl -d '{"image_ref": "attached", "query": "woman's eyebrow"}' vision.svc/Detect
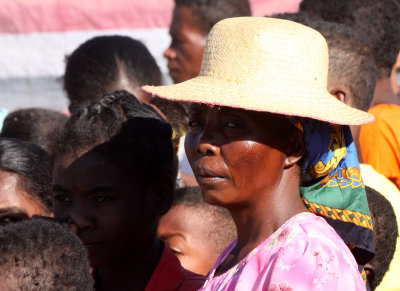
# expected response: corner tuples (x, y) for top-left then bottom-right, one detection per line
(84, 185), (115, 195)
(52, 184), (69, 193)
(0, 206), (28, 215)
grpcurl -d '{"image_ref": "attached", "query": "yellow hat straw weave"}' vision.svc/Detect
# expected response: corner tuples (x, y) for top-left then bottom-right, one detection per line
(143, 17), (374, 125)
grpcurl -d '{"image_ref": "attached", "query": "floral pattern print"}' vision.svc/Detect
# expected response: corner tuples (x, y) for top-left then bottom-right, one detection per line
(200, 213), (366, 291)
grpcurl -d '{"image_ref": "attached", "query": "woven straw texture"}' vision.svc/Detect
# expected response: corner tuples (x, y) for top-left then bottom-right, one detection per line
(143, 17), (374, 126)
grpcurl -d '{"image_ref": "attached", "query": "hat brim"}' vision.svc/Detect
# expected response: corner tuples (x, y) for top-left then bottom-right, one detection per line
(143, 76), (374, 126)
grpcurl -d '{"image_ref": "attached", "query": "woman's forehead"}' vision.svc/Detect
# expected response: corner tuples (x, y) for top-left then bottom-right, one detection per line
(188, 103), (295, 125)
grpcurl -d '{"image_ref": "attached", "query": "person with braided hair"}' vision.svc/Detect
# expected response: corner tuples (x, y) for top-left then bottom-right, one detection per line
(51, 90), (204, 290)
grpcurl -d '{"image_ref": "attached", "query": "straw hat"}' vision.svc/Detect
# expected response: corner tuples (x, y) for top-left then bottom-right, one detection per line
(143, 17), (374, 125)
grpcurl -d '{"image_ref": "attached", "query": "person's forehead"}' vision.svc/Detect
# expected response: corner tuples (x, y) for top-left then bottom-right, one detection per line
(0, 172), (31, 206)
(162, 205), (211, 235)
(171, 5), (204, 34)
(52, 151), (125, 191)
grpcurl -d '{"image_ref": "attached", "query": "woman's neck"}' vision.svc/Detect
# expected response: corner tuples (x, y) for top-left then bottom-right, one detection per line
(219, 166), (307, 273)
(95, 236), (162, 291)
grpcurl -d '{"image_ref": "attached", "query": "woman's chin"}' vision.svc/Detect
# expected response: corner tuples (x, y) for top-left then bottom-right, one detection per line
(201, 189), (231, 207)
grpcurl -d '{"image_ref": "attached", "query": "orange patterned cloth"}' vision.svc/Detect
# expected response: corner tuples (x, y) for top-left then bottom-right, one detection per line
(360, 104), (400, 189)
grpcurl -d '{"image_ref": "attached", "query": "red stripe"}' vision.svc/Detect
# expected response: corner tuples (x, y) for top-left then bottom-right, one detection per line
(0, 0), (174, 33)
(0, 0), (300, 34)
(252, 0), (301, 16)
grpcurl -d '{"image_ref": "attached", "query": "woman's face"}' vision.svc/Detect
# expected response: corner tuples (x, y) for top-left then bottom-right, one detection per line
(0, 170), (49, 226)
(52, 151), (158, 268)
(185, 104), (296, 207)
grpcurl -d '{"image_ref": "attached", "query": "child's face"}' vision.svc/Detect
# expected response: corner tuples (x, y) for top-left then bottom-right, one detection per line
(158, 205), (217, 276)
(52, 151), (158, 268)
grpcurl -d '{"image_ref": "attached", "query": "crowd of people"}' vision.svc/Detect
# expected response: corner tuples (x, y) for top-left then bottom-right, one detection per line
(0, 0), (399, 290)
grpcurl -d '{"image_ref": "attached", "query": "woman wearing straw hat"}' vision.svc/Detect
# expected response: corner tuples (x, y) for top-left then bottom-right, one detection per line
(144, 17), (373, 290)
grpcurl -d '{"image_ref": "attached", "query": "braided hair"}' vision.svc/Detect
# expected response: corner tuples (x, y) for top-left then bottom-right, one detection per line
(53, 90), (178, 213)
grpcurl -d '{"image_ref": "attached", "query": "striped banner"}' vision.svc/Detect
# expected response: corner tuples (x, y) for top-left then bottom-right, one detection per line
(0, 0), (300, 111)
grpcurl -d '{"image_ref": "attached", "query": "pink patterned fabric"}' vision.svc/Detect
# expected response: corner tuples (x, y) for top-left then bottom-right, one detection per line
(200, 213), (365, 291)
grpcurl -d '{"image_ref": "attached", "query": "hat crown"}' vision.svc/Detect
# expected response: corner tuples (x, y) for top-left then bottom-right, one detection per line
(199, 17), (329, 92)
(143, 17), (375, 126)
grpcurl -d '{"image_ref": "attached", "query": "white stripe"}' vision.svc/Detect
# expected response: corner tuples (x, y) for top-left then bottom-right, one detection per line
(0, 28), (170, 78)
(0, 28), (171, 111)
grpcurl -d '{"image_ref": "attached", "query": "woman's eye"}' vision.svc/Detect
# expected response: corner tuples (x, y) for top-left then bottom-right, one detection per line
(94, 196), (112, 203)
(224, 121), (242, 129)
(188, 119), (203, 127)
(54, 195), (72, 203)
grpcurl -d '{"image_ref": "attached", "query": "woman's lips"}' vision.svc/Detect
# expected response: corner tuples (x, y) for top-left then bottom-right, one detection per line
(195, 167), (228, 185)
(197, 176), (228, 185)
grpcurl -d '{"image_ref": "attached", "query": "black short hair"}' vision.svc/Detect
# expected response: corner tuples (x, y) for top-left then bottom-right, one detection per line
(53, 90), (178, 214)
(365, 186), (398, 290)
(299, 0), (400, 79)
(273, 13), (377, 111)
(0, 219), (93, 290)
(175, 0), (251, 35)
(299, 0), (352, 23)
(0, 138), (52, 212)
(1, 108), (68, 152)
(64, 35), (161, 113)
(172, 186), (237, 255)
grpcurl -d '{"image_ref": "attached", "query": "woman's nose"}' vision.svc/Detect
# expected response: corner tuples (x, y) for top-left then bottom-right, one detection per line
(164, 46), (177, 59)
(68, 204), (94, 231)
(197, 141), (220, 156)
(195, 125), (220, 156)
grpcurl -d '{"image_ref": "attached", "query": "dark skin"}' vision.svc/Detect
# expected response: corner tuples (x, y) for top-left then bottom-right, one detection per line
(52, 150), (164, 291)
(185, 104), (307, 274)
(164, 5), (207, 84)
(372, 77), (400, 107)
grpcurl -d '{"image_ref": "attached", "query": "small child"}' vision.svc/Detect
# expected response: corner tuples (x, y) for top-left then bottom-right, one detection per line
(158, 186), (237, 275)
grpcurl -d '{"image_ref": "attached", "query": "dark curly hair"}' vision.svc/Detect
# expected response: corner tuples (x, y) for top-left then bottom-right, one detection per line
(0, 219), (93, 290)
(1, 108), (68, 152)
(175, 0), (251, 35)
(52, 90), (178, 213)
(273, 13), (377, 111)
(299, 0), (400, 79)
(64, 35), (161, 113)
(365, 186), (398, 290)
(0, 138), (52, 212)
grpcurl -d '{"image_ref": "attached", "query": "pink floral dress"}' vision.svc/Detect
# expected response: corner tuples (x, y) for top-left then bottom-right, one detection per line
(200, 213), (365, 291)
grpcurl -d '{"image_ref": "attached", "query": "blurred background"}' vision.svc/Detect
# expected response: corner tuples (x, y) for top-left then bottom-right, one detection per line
(0, 0), (300, 111)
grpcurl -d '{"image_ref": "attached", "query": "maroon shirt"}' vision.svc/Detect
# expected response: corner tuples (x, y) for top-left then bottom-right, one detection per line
(145, 245), (206, 291)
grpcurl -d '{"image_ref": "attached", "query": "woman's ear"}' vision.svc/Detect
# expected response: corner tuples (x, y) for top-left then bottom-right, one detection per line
(329, 88), (348, 105)
(284, 129), (305, 168)
(364, 263), (375, 289)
